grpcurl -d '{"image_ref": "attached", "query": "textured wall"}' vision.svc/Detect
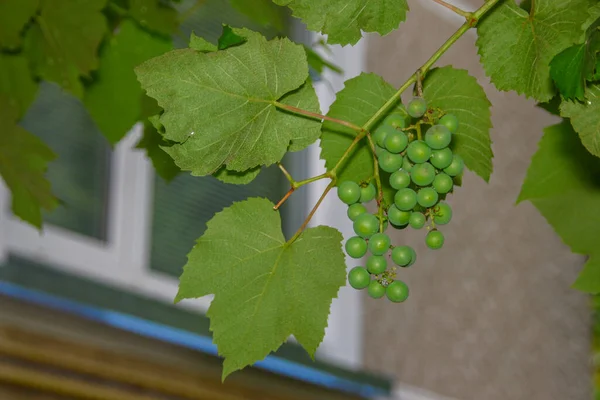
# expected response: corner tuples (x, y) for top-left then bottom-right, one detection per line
(362, 2), (593, 399)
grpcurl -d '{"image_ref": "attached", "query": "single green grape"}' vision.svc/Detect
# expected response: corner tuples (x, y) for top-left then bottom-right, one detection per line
(391, 245), (416, 267)
(373, 124), (395, 147)
(368, 233), (391, 256)
(444, 154), (464, 177)
(409, 212), (426, 229)
(433, 202), (452, 225)
(411, 163), (436, 186)
(425, 125), (452, 150)
(345, 236), (368, 258)
(432, 173), (453, 194)
(384, 111), (409, 129)
(378, 150), (404, 173)
(348, 267), (370, 289)
(402, 157), (414, 172)
(430, 148), (453, 169)
(417, 187), (439, 208)
(353, 213), (379, 239)
(407, 140), (432, 164)
(387, 204), (411, 226)
(384, 131), (409, 154)
(360, 183), (377, 203)
(439, 113), (459, 133)
(394, 188), (418, 211)
(368, 280), (386, 299)
(389, 170), (411, 190)
(347, 203), (367, 221)
(338, 181), (361, 204)
(386, 281), (409, 303)
(407, 97), (427, 118)
(426, 230), (444, 250)
(367, 255), (387, 274)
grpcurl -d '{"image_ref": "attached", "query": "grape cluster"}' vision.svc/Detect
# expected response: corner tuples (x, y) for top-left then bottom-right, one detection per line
(339, 97), (463, 303)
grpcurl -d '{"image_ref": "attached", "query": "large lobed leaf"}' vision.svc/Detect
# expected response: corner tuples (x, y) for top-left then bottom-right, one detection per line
(423, 67), (494, 182)
(135, 28), (321, 178)
(477, 0), (592, 102)
(24, 0), (108, 98)
(128, 0), (179, 36)
(0, 54), (38, 118)
(0, 0), (39, 49)
(0, 96), (58, 228)
(518, 121), (600, 293)
(273, 0), (409, 46)
(561, 84), (600, 158)
(176, 198), (347, 379)
(85, 20), (172, 144)
(319, 73), (408, 205)
(230, 0), (286, 32)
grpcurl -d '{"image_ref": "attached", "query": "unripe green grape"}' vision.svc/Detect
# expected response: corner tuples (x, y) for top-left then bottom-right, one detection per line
(391, 245), (416, 267)
(353, 213), (379, 239)
(407, 97), (427, 118)
(430, 148), (453, 169)
(426, 230), (444, 250)
(388, 204), (411, 226)
(360, 183), (377, 203)
(409, 212), (426, 229)
(402, 157), (413, 172)
(407, 140), (432, 164)
(384, 131), (409, 154)
(410, 163), (436, 186)
(373, 124), (395, 147)
(433, 202), (452, 225)
(425, 125), (452, 150)
(367, 255), (387, 274)
(368, 280), (386, 299)
(389, 170), (411, 190)
(345, 236), (367, 258)
(386, 281), (409, 303)
(444, 154), (464, 177)
(348, 267), (370, 289)
(439, 113), (459, 133)
(347, 203), (367, 221)
(338, 181), (361, 204)
(368, 233), (391, 256)
(384, 111), (409, 129)
(378, 150), (403, 173)
(394, 188), (418, 211)
(432, 173), (453, 194)
(417, 187), (439, 208)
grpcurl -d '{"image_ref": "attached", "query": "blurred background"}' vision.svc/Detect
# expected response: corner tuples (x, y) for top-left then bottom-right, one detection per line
(0, 0), (596, 399)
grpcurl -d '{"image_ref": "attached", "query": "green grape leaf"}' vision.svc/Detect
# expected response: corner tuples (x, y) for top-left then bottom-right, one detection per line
(175, 197), (346, 378)
(0, 54), (38, 118)
(304, 45), (343, 75)
(128, 0), (179, 36)
(0, 97), (58, 228)
(477, 0), (591, 102)
(573, 257), (600, 293)
(135, 27), (321, 176)
(273, 0), (409, 46)
(560, 84), (600, 157)
(189, 32), (218, 52)
(136, 117), (181, 182)
(230, 0), (286, 32)
(423, 66), (494, 182)
(0, 0), (39, 49)
(319, 73), (407, 204)
(24, 0), (108, 98)
(518, 121), (600, 293)
(84, 20), (172, 144)
(217, 25), (247, 50)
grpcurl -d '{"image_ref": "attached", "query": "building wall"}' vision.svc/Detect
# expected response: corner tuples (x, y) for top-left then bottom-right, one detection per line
(362, 1), (592, 399)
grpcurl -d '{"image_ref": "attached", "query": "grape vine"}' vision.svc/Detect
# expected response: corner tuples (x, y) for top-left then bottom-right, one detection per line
(2, 0), (600, 382)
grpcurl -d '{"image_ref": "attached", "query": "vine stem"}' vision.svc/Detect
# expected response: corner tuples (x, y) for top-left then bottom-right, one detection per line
(432, 0), (473, 19)
(274, 102), (363, 133)
(365, 134), (385, 232)
(285, 0), (502, 243)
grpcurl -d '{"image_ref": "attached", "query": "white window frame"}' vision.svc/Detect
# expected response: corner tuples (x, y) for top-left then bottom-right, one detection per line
(0, 33), (367, 372)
